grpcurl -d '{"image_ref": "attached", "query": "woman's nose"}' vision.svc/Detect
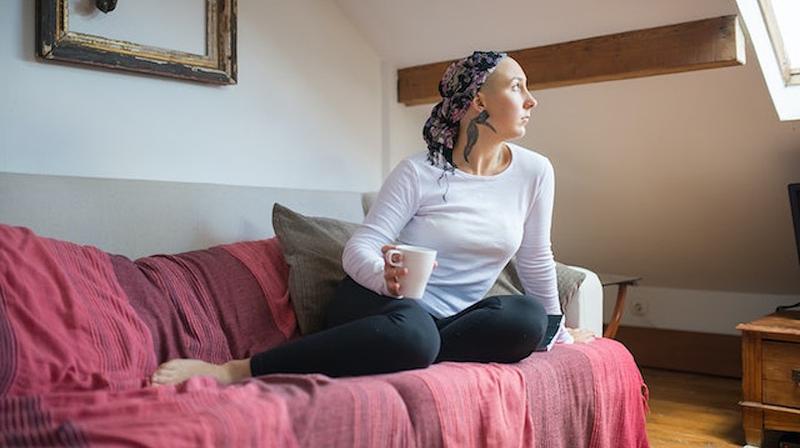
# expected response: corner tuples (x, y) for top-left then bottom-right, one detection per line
(525, 94), (537, 109)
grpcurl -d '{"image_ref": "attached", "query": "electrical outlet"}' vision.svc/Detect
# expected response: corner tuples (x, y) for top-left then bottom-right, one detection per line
(630, 300), (648, 317)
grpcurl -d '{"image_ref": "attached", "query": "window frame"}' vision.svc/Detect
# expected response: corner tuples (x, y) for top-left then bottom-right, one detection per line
(758, 0), (800, 86)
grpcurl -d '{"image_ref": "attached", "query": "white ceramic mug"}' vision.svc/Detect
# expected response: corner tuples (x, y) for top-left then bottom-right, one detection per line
(383, 245), (437, 299)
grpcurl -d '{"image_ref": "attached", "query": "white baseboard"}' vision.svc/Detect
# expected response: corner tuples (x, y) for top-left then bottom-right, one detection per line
(603, 285), (800, 336)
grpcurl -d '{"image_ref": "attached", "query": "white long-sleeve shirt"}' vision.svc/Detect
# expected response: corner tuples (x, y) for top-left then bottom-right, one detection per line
(342, 142), (573, 345)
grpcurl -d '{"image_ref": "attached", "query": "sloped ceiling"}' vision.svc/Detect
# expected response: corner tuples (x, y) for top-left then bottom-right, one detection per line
(333, 0), (737, 68)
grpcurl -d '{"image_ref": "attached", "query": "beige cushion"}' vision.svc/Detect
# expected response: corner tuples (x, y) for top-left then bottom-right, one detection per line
(485, 258), (586, 312)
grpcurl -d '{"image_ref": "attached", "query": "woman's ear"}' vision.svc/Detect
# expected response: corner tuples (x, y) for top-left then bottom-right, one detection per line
(471, 95), (485, 112)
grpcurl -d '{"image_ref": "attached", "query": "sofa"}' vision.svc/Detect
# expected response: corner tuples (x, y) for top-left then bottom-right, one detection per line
(0, 173), (649, 447)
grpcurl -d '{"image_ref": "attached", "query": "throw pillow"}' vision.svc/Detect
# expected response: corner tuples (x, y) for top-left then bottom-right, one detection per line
(484, 258), (587, 313)
(271, 203), (360, 335)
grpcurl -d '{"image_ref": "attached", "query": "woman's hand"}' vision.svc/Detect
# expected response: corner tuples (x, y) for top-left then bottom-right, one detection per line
(381, 245), (407, 297)
(566, 327), (596, 344)
(381, 245), (438, 297)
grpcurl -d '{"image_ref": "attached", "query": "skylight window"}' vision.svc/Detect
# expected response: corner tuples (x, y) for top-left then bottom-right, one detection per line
(737, 0), (800, 120)
(759, 0), (800, 85)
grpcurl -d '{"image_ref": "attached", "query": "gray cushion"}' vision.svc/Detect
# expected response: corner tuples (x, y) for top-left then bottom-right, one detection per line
(272, 203), (360, 335)
(484, 258), (586, 312)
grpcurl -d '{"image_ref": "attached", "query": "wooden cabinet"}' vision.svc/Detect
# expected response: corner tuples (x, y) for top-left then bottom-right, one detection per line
(737, 312), (800, 447)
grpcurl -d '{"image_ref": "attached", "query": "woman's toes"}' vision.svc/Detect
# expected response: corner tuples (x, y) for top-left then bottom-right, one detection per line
(151, 363), (184, 385)
(157, 360), (180, 371)
(151, 372), (171, 385)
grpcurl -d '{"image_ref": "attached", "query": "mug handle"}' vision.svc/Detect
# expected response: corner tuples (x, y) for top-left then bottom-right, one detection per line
(384, 249), (403, 267)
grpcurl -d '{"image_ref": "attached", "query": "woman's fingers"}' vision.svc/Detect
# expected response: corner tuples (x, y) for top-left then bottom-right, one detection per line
(386, 276), (401, 295)
(384, 266), (407, 278)
(381, 246), (407, 296)
(383, 265), (407, 297)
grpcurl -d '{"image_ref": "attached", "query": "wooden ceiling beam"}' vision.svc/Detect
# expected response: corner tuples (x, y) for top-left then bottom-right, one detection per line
(397, 15), (745, 106)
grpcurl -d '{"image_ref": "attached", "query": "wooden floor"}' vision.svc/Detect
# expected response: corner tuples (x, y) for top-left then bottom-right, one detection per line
(642, 368), (795, 447)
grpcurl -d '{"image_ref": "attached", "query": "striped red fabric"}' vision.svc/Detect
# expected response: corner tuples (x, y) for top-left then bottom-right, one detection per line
(406, 362), (533, 447)
(222, 238), (298, 340)
(0, 224), (649, 447)
(133, 253), (234, 364)
(568, 339), (650, 447)
(1, 377), (298, 447)
(254, 374), (417, 447)
(111, 242), (295, 364)
(379, 339), (647, 448)
(0, 225), (155, 395)
(515, 342), (597, 447)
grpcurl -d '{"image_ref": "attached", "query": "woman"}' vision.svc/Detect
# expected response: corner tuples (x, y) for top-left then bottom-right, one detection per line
(151, 51), (594, 386)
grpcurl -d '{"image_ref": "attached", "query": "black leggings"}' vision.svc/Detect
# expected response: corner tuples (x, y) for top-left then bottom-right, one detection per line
(249, 276), (548, 378)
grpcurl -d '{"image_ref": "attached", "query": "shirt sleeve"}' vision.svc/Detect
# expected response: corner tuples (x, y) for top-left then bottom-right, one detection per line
(515, 159), (574, 346)
(342, 159), (420, 297)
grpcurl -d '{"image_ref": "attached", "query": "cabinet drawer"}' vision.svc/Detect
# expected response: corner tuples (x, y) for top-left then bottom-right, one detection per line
(762, 340), (800, 409)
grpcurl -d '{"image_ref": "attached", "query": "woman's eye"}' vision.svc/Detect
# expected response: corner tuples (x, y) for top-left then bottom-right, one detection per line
(512, 84), (520, 91)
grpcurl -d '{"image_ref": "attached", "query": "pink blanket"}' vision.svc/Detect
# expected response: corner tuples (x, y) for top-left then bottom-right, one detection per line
(0, 226), (155, 394)
(0, 224), (648, 447)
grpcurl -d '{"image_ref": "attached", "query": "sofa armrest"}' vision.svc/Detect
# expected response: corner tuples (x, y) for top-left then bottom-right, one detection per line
(562, 265), (603, 338)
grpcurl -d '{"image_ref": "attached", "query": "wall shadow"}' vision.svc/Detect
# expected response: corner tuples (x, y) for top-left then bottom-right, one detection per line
(19, 0), (35, 62)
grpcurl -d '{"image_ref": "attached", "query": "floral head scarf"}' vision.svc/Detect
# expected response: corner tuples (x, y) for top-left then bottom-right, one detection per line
(422, 51), (507, 171)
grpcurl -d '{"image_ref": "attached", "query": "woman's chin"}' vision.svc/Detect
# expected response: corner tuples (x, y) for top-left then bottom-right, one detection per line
(499, 126), (527, 141)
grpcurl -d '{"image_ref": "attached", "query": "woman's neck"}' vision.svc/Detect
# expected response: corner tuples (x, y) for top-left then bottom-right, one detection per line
(451, 136), (510, 176)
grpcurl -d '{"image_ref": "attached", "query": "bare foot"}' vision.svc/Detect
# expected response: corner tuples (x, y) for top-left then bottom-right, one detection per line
(567, 328), (596, 344)
(151, 359), (251, 386)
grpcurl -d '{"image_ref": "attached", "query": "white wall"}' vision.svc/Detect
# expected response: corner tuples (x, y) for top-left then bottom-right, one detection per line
(0, 0), (383, 193)
(602, 285), (795, 336)
(385, 41), (800, 335)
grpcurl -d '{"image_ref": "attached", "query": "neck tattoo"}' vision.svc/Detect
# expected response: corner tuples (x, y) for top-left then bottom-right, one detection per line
(463, 110), (496, 164)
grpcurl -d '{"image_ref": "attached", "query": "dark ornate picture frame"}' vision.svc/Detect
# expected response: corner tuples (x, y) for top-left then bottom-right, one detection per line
(36, 0), (237, 85)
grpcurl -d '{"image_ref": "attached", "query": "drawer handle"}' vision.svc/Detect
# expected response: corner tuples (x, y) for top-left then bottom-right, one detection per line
(794, 369), (800, 385)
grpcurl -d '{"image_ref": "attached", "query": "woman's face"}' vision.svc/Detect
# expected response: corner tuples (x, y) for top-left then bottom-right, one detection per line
(478, 57), (538, 140)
